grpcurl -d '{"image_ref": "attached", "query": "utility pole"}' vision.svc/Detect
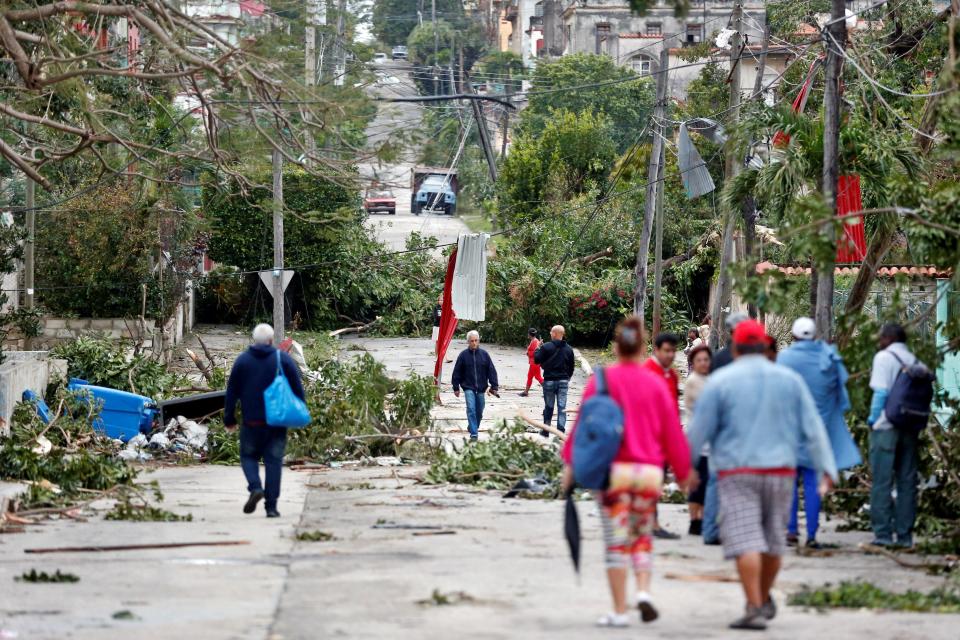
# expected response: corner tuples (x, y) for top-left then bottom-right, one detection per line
(633, 48), (669, 324)
(708, 0), (742, 349)
(743, 16), (770, 319)
(24, 177), (35, 310)
(271, 149), (285, 342)
(651, 161), (665, 336)
(333, 0), (346, 87)
(305, 0), (317, 86)
(817, 0), (847, 340)
(465, 70), (499, 182)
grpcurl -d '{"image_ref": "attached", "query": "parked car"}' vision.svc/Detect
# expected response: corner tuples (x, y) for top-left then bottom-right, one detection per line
(364, 188), (396, 215)
(391, 45), (408, 60)
(411, 168), (458, 216)
(373, 52), (388, 64)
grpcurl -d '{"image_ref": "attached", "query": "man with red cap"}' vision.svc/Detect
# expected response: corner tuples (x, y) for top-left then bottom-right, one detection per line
(687, 319), (838, 631)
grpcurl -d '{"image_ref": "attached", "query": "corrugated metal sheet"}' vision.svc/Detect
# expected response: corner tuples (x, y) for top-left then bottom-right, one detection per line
(677, 123), (715, 199)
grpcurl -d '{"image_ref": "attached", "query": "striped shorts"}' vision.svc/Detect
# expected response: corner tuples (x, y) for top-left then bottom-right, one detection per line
(717, 473), (794, 560)
(596, 463), (663, 572)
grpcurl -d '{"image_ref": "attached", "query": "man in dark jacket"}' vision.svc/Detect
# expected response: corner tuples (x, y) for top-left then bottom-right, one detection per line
(451, 330), (499, 442)
(534, 325), (575, 436)
(225, 323), (305, 518)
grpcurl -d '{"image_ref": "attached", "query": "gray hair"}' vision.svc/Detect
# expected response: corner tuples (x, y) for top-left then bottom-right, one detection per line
(252, 323), (275, 345)
(466, 330), (480, 341)
(551, 325), (565, 337)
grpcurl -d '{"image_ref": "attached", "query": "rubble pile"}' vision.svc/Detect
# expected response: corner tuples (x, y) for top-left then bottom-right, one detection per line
(119, 417), (210, 462)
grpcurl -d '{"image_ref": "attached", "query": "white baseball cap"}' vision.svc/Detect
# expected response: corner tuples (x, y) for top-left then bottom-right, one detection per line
(792, 317), (816, 340)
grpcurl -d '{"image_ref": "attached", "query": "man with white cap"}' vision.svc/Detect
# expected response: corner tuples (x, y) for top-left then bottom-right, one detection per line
(777, 317), (861, 549)
(224, 324), (306, 518)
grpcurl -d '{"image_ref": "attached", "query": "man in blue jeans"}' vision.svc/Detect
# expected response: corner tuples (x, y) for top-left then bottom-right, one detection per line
(451, 330), (499, 441)
(867, 323), (920, 548)
(225, 323), (305, 518)
(535, 325), (576, 437)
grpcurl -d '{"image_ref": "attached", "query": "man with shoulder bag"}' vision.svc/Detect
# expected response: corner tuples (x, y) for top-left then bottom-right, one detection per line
(867, 323), (935, 549)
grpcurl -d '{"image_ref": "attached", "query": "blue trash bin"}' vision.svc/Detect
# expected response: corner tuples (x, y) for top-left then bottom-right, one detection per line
(67, 378), (158, 442)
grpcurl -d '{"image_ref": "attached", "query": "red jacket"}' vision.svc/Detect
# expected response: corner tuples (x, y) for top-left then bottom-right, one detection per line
(526, 338), (542, 365)
(643, 356), (679, 409)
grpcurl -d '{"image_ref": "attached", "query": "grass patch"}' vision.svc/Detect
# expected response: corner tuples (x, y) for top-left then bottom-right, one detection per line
(112, 610), (138, 620)
(416, 588), (476, 606)
(296, 530), (336, 542)
(788, 580), (960, 613)
(16, 569), (80, 583)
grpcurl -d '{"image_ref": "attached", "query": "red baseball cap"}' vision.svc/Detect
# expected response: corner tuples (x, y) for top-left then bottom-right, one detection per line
(732, 319), (767, 346)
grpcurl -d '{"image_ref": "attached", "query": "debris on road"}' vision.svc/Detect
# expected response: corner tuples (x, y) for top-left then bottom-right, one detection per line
(296, 530), (336, 542)
(416, 589), (476, 607)
(24, 540), (250, 554)
(15, 569), (80, 583)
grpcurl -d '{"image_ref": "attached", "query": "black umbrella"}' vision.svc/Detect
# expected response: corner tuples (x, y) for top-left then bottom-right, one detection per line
(564, 489), (581, 578)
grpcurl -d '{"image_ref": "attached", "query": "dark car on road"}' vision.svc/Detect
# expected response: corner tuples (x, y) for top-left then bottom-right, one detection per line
(364, 188), (396, 215)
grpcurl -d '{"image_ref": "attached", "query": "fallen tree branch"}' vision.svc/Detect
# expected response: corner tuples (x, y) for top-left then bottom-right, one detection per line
(25, 540), (251, 554)
(517, 413), (568, 441)
(575, 246), (613, 266)
(185, 348), (213, 383)
(329, 316), (381, 338)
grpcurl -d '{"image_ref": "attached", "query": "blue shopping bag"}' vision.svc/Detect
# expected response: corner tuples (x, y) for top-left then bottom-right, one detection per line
(263, 350), (311, 428)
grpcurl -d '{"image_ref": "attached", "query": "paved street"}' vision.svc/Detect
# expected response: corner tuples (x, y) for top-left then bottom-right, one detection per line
(360, 61), (470, 251)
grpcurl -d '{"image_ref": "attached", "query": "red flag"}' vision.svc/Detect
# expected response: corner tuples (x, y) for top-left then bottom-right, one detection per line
(434, 249), (459, 384)
(772, 57), (823, 147)
(836, 175), (867, 263)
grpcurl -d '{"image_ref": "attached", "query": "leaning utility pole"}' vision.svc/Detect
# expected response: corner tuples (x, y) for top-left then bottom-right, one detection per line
(465, 70), (499, 182)
(24, 176), (35, 310)
(652, 161), (665, 336)
(272, 149), (285, 342)
(305, 0), (318, 86)
(708, 0), (742, 350)
(743, 16), (770, 319)
(633, 48), (669, 324)
(816, 0), (847, 340)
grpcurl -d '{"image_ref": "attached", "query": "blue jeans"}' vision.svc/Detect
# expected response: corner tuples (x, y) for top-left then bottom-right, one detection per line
(870, 428), (919, 546)
(240, 425), (288, 508)
(464, 389), (485, 438)
(788, 466), (821, 540)
(702, 471), (720, 544)
(542, 379), (569, 432)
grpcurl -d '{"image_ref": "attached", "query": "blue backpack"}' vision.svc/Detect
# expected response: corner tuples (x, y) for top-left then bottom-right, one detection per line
(884, 352), (935, 432)
(572, 367), (624, 490)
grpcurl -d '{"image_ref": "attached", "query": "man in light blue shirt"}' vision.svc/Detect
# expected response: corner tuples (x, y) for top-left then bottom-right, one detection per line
(688, 320), (838, 631)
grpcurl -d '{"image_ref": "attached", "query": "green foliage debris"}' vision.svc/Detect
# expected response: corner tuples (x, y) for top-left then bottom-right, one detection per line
(16, 569), (80, 584)
(112, 610), (138, 620)
(425, 421), (562, 490)
(788, 581), (960, 613)
(296, 530), (335, 542)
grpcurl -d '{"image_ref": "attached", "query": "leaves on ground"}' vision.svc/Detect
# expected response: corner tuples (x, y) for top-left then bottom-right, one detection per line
(789, 580), (960, 613)
(16, 569), (80, 584)
(296, 530), (336, 542)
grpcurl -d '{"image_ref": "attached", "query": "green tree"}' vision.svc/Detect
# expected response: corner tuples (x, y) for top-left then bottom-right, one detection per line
(478, 51), (525, 93)
(519, 54), (655, 152)
(498, 109), (617, 226)
(373, 0), (465, 46)
(678, 62), (729, 122)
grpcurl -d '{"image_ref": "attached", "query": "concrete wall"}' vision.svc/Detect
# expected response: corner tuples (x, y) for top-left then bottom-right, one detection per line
(0, 351), (67, 435)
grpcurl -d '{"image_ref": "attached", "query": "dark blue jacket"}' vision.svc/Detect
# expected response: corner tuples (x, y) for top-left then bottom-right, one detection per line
(224, 344), (305, 426)
(534, 339), (575, 381)
(451, 347), (499, 393)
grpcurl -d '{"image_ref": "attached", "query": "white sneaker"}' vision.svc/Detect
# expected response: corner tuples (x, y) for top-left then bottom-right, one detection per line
(596, 612), (630, 628)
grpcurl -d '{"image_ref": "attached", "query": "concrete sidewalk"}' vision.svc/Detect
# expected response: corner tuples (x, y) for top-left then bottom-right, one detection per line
(0, 465), (309, 640)
(272, 465), (958, 640)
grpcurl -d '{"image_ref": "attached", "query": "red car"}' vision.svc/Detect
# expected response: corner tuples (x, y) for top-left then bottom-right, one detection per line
(364, 188), (396, 215)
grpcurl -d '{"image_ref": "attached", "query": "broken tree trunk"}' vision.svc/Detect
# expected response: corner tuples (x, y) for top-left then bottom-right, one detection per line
(329, 316), (381, 338)
(575, 246), (613, 266)
(517, 413), (568, 441)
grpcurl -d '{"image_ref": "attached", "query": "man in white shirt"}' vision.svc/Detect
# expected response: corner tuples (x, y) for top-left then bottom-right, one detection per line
(867, 323), (919, 549)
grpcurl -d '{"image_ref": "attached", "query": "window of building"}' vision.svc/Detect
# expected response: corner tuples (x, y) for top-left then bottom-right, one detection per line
(595, 22), (611, 54)
(646, 22), (662, 36)
(534, 1), (544, 18)
(630, 57), (652, 76)
(686, 23), (703, 44)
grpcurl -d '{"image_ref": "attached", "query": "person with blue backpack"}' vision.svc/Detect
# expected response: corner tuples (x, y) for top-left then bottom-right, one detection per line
(560, 316), (694, 629)
(867, 323), (935, 549)
(225, 324), (306, 519)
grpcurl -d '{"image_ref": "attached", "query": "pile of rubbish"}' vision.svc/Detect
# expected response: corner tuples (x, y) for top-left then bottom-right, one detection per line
(118, 417), (210, 462)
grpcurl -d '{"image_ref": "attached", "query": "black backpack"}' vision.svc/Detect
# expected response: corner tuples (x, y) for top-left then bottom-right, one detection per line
(883, 351), (935, 431)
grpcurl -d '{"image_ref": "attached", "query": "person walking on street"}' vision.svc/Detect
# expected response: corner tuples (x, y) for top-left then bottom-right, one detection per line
(688, 319), (837, 630)
(520, 328), (544, 397)
(778, 317), (861, 549)
(561, 316), (694, 628)
(451, 330), (500, 442)
(224, 324), (306, 519)
(684, 344), (712, 536)
(644, 333), (681, 539)
(867, 323), (921, 548)
(701, 311), (748, 545)
(431, 294), (442, 354)
(535, 325), (575, 436)
(684, 327), (703, 356)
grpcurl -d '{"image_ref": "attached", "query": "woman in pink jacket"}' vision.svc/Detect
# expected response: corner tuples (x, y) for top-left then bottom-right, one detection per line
(561, 316), (695, 628)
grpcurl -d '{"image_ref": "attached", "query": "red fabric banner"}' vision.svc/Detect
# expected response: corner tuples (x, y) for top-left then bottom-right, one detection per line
(836, 174), (867, 263)
(434, 249), (459, 384)
(772, 58), (822, 147)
